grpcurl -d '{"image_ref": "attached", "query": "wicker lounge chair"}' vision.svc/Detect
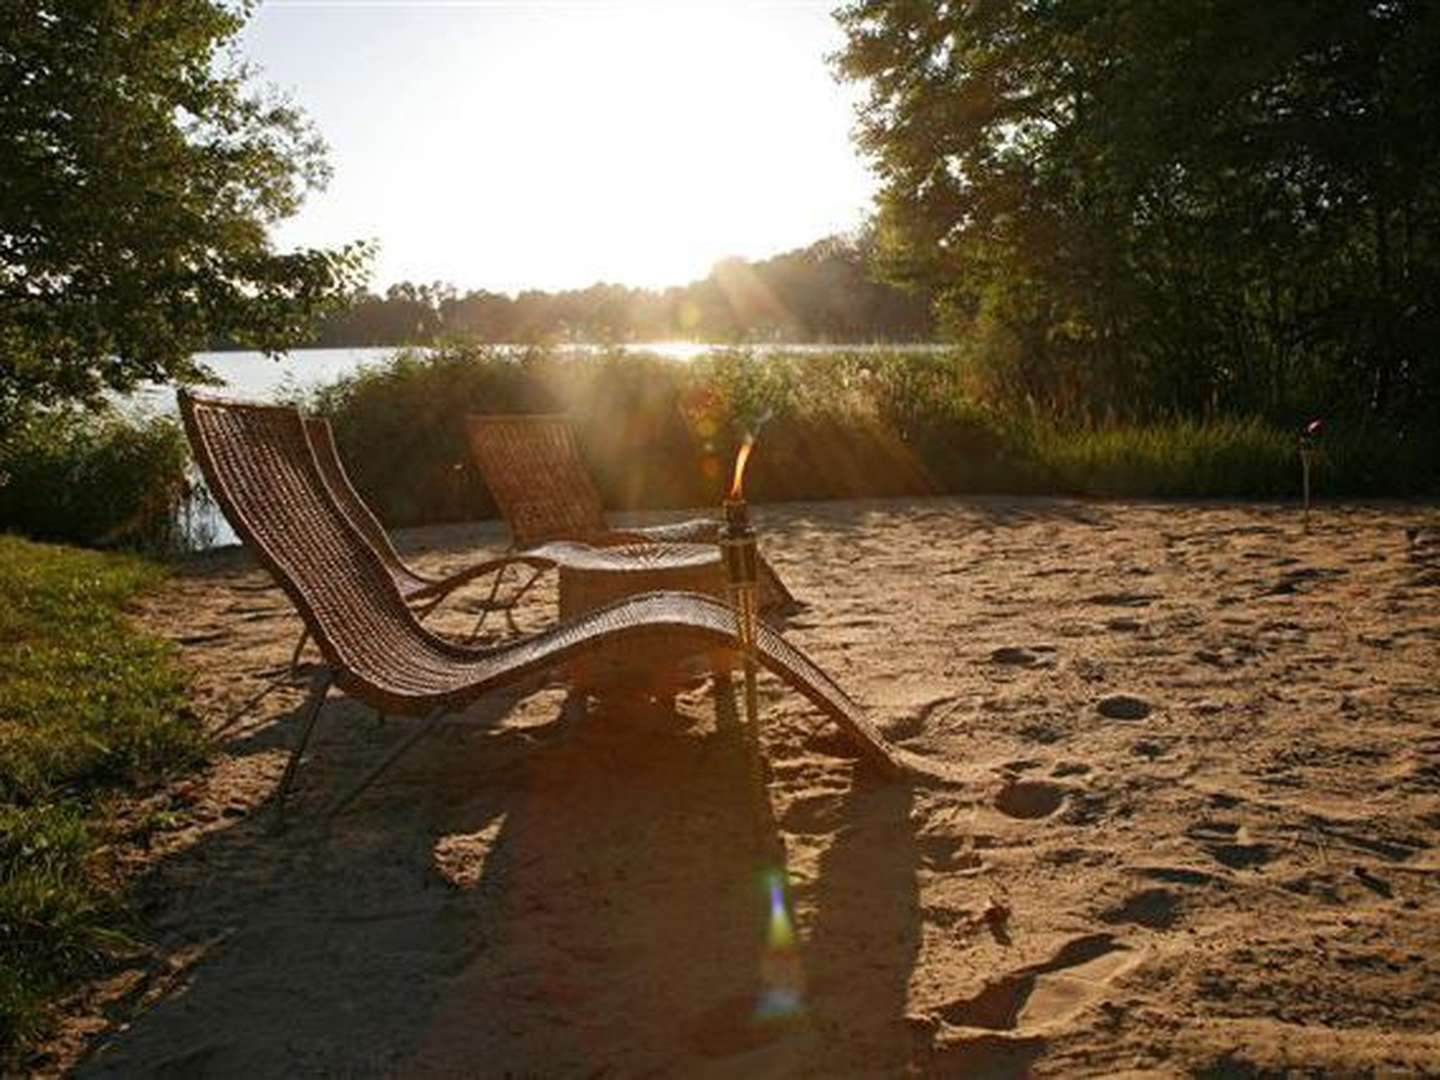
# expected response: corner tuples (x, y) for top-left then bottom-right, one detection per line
(464, 413), (798, 625)
(273, 417), (555, 667)
(179, 391), (928, 820)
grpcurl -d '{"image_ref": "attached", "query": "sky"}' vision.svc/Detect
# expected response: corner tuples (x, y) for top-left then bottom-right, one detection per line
(240, 0), (878, 296)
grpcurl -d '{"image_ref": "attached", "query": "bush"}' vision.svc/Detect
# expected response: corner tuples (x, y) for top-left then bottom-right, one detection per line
(0, 407), (192, 552)
(294, 344), (1439, 528)
(302, 344), (1013, 526)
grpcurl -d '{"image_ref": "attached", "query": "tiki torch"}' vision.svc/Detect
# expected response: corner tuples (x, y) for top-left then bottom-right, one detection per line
(1300, 418), (1323, 531)
(720, 436), (761, 728)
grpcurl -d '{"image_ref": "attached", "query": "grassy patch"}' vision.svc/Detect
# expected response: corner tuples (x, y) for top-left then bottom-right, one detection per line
(0, 536), (204, 1052)
(1023, 416), (1439, 499)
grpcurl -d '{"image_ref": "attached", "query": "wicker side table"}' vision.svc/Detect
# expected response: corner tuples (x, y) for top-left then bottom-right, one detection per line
(558, 542), (733, 698)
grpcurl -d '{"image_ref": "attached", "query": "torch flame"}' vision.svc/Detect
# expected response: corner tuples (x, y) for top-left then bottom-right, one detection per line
(729, 437), (755, 501)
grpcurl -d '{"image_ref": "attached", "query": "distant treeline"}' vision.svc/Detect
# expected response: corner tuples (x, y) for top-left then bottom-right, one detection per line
(297, 233), (935, 348)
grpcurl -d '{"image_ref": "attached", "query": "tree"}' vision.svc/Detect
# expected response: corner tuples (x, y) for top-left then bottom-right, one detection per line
(0, 0), (369, 421)
(834, 1), (1440, 423)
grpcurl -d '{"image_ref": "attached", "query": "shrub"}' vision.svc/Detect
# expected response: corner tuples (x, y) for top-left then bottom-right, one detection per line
(0, 407), (191, 552)
(295, 344), (1439, 527)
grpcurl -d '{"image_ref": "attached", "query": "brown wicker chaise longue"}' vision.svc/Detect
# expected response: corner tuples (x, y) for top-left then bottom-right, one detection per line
(179, 392), (944, 820)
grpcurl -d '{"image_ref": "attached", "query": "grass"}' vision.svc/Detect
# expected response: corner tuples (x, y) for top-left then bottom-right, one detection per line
(1027, 417), (1297, 497)
(0, 536), (205, 1053)
(1025, 416), (1439, 499)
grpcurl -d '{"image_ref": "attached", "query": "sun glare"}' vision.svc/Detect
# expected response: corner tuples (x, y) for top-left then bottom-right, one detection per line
(249, 1), (872, 293)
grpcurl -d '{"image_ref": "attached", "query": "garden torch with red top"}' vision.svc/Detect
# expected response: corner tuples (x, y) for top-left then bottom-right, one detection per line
(1300, 418), (1323, 530)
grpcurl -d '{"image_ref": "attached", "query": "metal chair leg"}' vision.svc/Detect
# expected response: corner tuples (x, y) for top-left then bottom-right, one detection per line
(327, 706), (446, 818)
(220, 676), (284, 733)
(467, 562), (511, 642)
(218, 625), (313, 733)
(501, 565), (547, 633)
(270, 668), (333, 829)
(288, 626), (311, 676)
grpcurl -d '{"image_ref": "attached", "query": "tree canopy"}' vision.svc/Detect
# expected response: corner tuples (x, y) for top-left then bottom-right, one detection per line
(0, 0), (368, 420)
(834, 0), (1440, 424)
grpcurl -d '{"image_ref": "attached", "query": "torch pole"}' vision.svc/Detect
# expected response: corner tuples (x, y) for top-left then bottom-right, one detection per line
(1300, 437), (1314, 533)
(1302, 446), (1311, 531)
(720, 497), (761, 730)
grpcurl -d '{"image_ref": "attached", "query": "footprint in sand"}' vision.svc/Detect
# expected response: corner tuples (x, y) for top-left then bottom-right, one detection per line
(1097, 694), (1153, 721)
(1101, 887), (1181, 930)
(934, 933), (1142, 1034)
(994, 780), (1067, 820)
(1085, 591), (1159, 608)
(989, 645), (1058, 667)
(917, 835), (984, 873)
(1185, 821), (1274, 870)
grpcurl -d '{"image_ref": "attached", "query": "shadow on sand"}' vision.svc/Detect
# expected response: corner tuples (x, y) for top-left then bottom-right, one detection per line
(77, 672), (921, 1076)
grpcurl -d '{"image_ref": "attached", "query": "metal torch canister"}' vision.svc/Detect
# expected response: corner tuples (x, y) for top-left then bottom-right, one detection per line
(721, 497), (761, 725)
(1300, 419), (1321, 532)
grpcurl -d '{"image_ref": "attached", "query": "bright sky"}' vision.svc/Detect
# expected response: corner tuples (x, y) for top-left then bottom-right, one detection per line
(241, 0), (876, 295)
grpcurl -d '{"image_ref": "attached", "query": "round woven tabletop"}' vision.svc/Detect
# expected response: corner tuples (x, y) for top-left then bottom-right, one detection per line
(554, 541), (721, 575)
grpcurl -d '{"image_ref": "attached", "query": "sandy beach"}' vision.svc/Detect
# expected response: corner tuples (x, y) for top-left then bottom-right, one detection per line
(40, 495), (1440, 1076)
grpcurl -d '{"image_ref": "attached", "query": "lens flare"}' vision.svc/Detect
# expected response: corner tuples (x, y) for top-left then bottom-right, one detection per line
(755, 868), (804, 1020)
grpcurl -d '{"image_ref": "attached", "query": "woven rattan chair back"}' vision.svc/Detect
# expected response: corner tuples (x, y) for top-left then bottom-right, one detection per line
(304, 417), (409, 577)
(179, 392), (485, 707)
(465, 415), (609, 548)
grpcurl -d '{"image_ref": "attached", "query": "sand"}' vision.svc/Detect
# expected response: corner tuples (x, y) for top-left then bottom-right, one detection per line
(34, 496), (1440, 1076)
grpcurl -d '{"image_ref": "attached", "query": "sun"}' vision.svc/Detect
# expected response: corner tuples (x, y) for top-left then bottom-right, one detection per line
(252, 1), (873, 293)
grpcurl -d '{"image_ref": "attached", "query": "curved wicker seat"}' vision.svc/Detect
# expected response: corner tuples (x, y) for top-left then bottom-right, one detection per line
(464, 413), (798, 612)
(306, 417), (550, 607)
(179, 392), (931, 818)
(252, 418), (558, 676)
